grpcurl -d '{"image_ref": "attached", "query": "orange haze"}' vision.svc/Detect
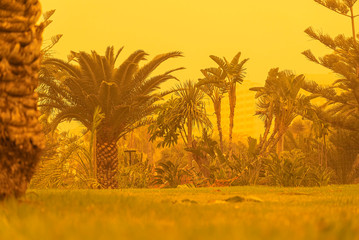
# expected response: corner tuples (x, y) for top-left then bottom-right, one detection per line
(41, 0), (355, 139)
(41, 0), (354, 84)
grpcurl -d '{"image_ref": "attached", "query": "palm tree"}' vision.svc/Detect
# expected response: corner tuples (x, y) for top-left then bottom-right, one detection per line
(197, 67), (227, 151)
(209, 52), (249, 158)
(0, 1), (45, 199)
(149, 80), (212, 170)
(250, 68), (313, 154)
(39, 47), (183, 188)
(174, 81), (212, 153)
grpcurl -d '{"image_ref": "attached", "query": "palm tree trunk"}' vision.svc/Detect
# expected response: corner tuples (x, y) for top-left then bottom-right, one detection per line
(187, 116), (193, 167)
(258, 110), (273, 153)
(96, 129), (119, 189)
(228, 83), (236, 159)
(214, 99), (223, 152)
(323, 136), (327, 168)
(0, 0), (45, 199)
(276, 133), (284, 154)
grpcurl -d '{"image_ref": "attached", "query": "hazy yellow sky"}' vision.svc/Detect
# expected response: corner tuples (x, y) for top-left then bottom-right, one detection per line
(41, 0), (354, 84)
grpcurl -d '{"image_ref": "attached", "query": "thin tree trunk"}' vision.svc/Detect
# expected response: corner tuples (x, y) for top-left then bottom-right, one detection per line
(276, 132), (284, 154)
(0, 0), (45, 199)
(260, 132), (276, 155)
(271, 128), (286, 154)
(349, 6), (359, 91)
(187, 116), (193, 167)
(323, 135), (327, 168)
(214, 99), (223, 152)
(276, 121), (285, 154)
(350, 7), (356, 43)
(92, 131), (97, 180)
(260, 125), (281, 155)
(228, 83), (236, 159)
(258, 108), (273, 153)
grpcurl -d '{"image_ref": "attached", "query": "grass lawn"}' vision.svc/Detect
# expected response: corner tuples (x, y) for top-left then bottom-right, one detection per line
(0, 185), (358, 240)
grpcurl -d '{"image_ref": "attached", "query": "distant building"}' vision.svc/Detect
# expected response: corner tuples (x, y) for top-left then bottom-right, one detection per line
(233, 80), (264, 140)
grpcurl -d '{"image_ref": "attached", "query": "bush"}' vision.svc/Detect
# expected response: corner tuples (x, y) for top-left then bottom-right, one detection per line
(264, 149), (332, 187)
(152, 160), (194, 188)
(118, 160), (154, 188)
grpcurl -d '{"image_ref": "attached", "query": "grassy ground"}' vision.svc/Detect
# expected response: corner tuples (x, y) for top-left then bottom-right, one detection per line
(0, 185), (358, 240)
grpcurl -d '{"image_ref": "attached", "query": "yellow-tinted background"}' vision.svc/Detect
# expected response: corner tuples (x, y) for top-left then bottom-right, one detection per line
(41, 0), (355, 139)
(41, 0), (353, 83)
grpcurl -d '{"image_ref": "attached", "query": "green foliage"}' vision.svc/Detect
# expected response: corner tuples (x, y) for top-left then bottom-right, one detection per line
(149, 80), (211, 147)
(230, 138), (262, 186)
(301, 1), (359, 185)
(302, 0), (359, 131)
(264, 149), (332, 187)
(148, 98), (183, 147)
(186, 129), (219, 161)
(314, 0), (355, 16)
(71, 142), (100, 189)
(38, 47), (183, 188)
(174, 80), (212, 130)
(118, 160), (154, 188)
(197, 68), (227, 150)
(207, 52), (249, 157)
(306, 166), (333, 187)
(264, 150), (310, 187)
(186, 133), (262, 186)
(40, 9), (63, 56)
(250, 68), (315, 154)
(185, 130), (229, 182)
(198, 67), (227, 90)
(153, 160), (194, 188)
(328, 129), (359, 183)
(209, 52), (249, 85)
(30, 132), (80, 189)
(32, 107), (107, 189)
(39, 46), (183, 142)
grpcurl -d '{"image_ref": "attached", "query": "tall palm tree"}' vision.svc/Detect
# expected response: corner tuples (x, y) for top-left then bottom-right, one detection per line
(209, 52), (249, 158)
(39, 47), (183, 188)
(197, 67), (227, 151)
(250, 68), (313, 154)
(0, 0), (45, 199)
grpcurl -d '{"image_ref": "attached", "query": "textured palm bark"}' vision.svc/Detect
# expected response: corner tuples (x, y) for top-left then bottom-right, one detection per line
(0, 0), (45, 199)
(96, 129), (119, 189)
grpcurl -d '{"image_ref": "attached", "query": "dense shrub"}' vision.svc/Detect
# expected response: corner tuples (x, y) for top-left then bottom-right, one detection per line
(264, 149), (332, 187)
